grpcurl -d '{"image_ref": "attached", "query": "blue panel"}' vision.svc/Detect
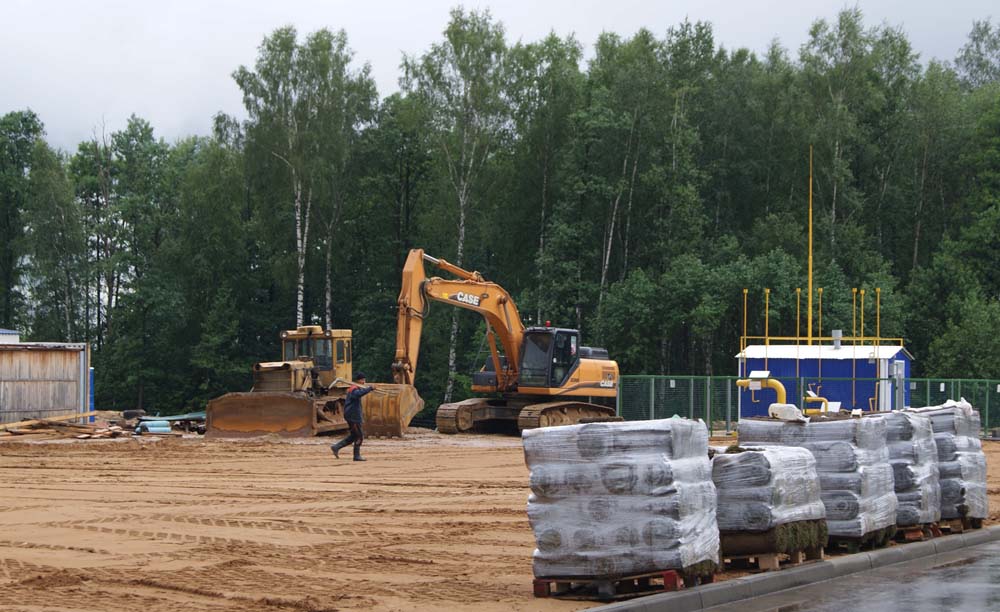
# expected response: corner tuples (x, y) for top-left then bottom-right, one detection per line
(737, 349), (912, 418)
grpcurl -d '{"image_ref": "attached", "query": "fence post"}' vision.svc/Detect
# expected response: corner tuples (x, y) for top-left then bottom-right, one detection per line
(705, 378), (711, 433)
(689, 379), (695, 419)
(649, 377), (655, 420)
(726, 379), (732, 434)
(926, 381), (930, 407)
(986, 384), (991, 435)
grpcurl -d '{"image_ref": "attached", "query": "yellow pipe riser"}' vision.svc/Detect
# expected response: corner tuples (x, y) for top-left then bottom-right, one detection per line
(736, 378), (787, 405)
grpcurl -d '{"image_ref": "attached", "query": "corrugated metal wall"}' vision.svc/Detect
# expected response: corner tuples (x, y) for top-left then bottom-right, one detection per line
(0, 345), (88, 423)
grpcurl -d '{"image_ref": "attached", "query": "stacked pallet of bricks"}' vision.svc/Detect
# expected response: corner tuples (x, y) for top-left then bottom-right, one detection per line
(738, 416), (897, 548)
(909, 400), (988, 528)
(712, 446), (827, 570)
(523, 418), (719, 581)
(885, 411), (941, 533)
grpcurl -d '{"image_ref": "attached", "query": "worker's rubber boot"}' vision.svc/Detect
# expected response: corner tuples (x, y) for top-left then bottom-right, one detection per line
(330, 439), (348, 459)
(353, 446), (366, 462)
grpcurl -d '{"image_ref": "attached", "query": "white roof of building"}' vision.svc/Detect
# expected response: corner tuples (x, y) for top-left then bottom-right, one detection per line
(736, 344), (912, 361)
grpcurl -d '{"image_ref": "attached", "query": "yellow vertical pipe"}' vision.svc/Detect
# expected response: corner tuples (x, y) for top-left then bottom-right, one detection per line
(876, 288), (881, 343)
(818, 287), (824, 380)
(852, 288), (858, 342)
(764, 288), (770, 372)
(875, 287), (882, 410)
(808, 146), (814, 346)
(796, 288), (801, 341)
(860, 287), (867, 407)
(796, 288), (801, 378)
(742, 288), (748, 378)
(818, 288), (824, 338)
(852, 287), (858, 408)
(860, 289), (866, 342)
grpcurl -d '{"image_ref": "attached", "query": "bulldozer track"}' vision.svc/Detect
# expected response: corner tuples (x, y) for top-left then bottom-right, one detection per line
(517, 401), (618, 430)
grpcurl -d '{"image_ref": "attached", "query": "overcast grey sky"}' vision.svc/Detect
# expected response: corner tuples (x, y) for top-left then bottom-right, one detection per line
(2, 0), (993, 151)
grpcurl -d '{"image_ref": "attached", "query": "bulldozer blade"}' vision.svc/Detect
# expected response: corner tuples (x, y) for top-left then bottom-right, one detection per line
(361, 383), (424, 437)
(206, 392), (343, 438)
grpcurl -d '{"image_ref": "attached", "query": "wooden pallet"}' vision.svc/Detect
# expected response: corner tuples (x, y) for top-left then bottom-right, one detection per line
(532, 569), (714, 601)
(894, 523), (942, 542)
(939, 516), (983, 534)
(826, 525), (897, 554)
(724, 546), (824, 572)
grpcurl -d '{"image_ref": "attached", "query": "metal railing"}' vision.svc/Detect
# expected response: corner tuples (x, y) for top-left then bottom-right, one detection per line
(618, 375), (1000, 436)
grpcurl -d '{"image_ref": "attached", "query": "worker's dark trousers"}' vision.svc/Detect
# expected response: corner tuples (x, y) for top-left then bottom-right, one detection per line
(336, 422), (364, 452)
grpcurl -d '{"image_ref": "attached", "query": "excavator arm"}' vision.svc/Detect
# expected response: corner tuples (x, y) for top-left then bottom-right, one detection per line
(392, 249), (525, 391)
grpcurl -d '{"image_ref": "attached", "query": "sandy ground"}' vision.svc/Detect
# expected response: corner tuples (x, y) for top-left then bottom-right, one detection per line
(0, 432), (997, 612)
(0, 430), (589, 612)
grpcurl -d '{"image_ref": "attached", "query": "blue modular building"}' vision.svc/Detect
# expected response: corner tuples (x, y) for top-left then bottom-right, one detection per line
(736, 344), (913, 418)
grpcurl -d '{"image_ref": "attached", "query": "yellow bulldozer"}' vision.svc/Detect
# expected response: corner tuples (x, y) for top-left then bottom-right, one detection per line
(206, 326), (423, 438)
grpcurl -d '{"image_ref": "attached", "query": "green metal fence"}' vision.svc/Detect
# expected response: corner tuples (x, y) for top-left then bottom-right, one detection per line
(618, 375), (1000, 435)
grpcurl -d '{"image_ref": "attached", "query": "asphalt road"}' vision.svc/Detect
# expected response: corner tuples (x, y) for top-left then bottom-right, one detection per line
(704, 540), (1000, 612)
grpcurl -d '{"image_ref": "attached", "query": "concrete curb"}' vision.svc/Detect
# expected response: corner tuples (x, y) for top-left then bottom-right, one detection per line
(592, 525), (1000, 612)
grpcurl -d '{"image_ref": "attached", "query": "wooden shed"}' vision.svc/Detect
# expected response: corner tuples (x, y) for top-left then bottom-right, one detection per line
(0, 342), (91, 424)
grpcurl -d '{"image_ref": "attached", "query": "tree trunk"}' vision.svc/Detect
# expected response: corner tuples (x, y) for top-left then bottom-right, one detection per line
(64, 269), (73, 342)
(293, 179), (312, 328)
(831, 138), (840, 249)
(621, 135), (641, 280)
(912, 142), (929, 272)
(443, 189), (469, 404)
(536, 152), (548, 325)
(324, 224), (334, 330)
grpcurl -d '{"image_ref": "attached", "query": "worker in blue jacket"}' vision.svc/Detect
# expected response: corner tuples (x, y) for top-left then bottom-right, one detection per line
(330, 372), (376, 461)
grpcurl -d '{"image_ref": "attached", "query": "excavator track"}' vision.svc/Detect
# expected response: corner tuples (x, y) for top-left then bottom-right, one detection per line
(436, 398), (620, 434)
(516, 401), (620, 431)
(436, 398), (517, 434)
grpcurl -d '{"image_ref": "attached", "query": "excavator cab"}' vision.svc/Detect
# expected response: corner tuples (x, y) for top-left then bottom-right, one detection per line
(519, 328), (579, 388)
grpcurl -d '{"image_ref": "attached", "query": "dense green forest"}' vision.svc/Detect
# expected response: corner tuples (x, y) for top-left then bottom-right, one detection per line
(3, 8), (1000, 413)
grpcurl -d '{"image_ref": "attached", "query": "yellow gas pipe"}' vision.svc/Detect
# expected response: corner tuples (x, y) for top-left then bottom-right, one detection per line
(736, 378), (787, 405)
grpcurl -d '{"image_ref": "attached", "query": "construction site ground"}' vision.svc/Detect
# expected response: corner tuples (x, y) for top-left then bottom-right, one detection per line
(1, 431), (998, 612)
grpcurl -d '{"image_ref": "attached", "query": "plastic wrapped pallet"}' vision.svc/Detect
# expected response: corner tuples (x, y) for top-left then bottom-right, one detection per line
(906, 400), (987, 520)
(712, 447), (826, 532)
(884, 412), (941, 526)
(523, 419), (719, 578)
(738, 417), (897, 538)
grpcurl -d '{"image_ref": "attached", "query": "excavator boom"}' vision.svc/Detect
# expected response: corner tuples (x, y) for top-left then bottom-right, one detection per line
(393, 249), (525, 391)
(392, 249), (619, 434)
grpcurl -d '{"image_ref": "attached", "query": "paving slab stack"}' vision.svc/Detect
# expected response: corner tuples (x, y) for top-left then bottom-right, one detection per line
(522, 418), (720, 578)
(907, 400), (988, 521)
(738, 417), (897, 538)
(884, 411), (941, 526)
(712, 446), (826, 532)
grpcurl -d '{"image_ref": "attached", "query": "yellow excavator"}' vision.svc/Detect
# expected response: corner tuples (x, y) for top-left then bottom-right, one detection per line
(392, 249), (620, 433)
(206, 326), (423, 437)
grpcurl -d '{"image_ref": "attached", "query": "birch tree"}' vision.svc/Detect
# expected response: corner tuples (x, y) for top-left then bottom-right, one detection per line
(235, 27), (373, 327)
(403, 8), (510, 403)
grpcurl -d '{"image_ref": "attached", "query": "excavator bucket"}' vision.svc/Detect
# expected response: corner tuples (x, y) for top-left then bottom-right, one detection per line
(206, 392), (347, 438)
(362, 383), (425, 437)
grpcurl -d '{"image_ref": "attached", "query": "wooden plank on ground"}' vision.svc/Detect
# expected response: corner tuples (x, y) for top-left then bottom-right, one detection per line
(2, 413), (93, 430)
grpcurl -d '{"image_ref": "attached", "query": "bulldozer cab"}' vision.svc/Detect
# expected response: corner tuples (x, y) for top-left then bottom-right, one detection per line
(280, 326), (352, 388)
